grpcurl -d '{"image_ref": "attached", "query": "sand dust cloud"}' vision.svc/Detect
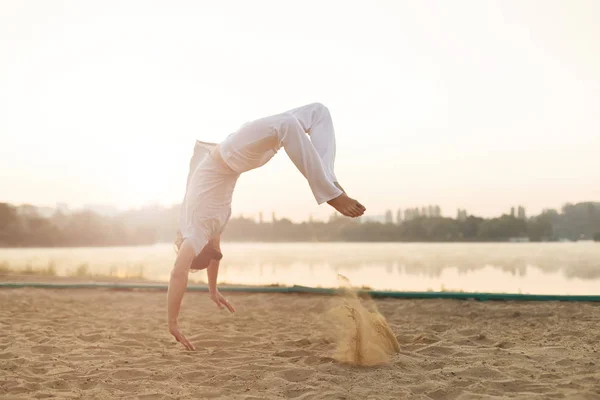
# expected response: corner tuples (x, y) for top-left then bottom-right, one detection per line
(322, 275), (400, 367)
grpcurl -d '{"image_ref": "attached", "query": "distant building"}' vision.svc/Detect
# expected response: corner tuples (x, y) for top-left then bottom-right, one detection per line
(517, 206), (526, 220)
(396, 209), (402, 225)
(272, 211), (276, 223)
(36, 207), (55, 218)
(360, 215), (387, 223)
(16, 204), (38, 217)
(259, 212), (263, 224)
(56, 203), (69, 214)
(456, 209), (468, 221)
(83, 204), (118, 217)
(404, 208), (414, 221)
(510, 207), (515, 217)
(385, 210), (393, 224)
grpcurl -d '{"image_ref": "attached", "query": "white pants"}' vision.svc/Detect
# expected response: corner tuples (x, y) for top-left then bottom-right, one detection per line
(180, 103), (342, 257)
(219, 102), (343, 204)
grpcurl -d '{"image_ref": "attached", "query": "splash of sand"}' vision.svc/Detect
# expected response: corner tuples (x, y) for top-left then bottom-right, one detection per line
(324, 275), (400, 367)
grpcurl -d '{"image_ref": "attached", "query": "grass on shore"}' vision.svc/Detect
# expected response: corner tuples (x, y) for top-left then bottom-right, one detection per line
(0, 261), (146, 281)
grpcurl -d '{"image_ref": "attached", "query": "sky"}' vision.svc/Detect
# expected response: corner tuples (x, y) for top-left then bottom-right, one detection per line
(1, 0), (599, 222)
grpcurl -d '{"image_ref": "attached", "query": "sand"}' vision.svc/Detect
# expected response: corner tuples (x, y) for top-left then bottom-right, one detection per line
(326, 287), (400, 367)
(1, 288), (599, 400)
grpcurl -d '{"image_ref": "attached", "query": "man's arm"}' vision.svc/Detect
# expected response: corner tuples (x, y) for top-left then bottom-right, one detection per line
(167, 239), (195, 350)
(206, 236), (235, 313)
(207, 258), (219, 297)
(206, 236), (221, 296)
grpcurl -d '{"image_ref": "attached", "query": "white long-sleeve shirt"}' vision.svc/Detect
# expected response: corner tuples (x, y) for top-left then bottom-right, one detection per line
(180, 103), (343, 257)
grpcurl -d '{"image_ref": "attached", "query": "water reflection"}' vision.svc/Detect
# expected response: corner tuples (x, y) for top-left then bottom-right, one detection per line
(0, 242), (599, 294)
(219, 242), (600, 280)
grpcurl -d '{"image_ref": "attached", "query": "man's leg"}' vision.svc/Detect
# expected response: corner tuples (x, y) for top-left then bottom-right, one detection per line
(278, 113), (342, 205)
(288, 103), (338, 184)
(277, 112), (365, 217)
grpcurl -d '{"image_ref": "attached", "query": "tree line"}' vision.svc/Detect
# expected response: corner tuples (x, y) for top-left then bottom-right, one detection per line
(1, 202), (599, 247)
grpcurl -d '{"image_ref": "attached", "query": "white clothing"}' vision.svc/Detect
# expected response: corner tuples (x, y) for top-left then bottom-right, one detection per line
(179, 141), (239, 257)
(219, 103), (342, 204)
(179, 103), (343, 257)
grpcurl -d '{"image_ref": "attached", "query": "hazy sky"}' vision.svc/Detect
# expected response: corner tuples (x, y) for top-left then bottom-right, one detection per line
(1, 0), (599, 221)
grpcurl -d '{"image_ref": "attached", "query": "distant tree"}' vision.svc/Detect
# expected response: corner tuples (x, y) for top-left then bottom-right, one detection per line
(527, 210), (556, 241)
(556, 202), (600, 240)
(478, 215), (527, 241)
(2, 200), (600, 246)
(460, 216), (484, 240)
(0, 203), (22, 246)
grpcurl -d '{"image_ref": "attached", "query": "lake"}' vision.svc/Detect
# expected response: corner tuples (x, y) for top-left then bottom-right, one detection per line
(1, 242), (599, 295)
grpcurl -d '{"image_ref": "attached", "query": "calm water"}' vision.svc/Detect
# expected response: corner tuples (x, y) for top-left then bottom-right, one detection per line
(1, 242), (599, 295)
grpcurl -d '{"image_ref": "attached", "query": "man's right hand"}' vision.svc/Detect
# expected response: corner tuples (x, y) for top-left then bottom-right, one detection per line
(169, 322), (195, 351)
(210, 289), (235, 313)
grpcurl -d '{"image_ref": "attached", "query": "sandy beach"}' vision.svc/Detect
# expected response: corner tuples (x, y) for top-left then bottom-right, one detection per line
(1, 288), (599, 399)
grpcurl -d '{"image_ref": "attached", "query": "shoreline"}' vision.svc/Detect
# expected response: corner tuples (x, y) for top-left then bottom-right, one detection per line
(2, 277), (600, 302)
(1, 239), (595, 249)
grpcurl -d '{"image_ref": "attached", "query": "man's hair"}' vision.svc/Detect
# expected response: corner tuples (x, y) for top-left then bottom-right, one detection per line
(190, 242), (223, 271)
(174, 232), (223, 270)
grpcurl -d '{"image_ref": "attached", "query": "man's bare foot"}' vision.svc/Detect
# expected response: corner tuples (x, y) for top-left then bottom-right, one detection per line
(327, 193), (366, 218)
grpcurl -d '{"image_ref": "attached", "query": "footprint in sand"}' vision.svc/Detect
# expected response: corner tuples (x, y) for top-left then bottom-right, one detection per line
(32, 391), (56, 399)
(76, 379), (98, 390)
(137, 394), (175, 400)
(31, 345), (62, 355)
(412, 333), (441, 344)
(428, 324), (450, 333)
(116, 339), (146, 348)
(303, 355), (335, 366)
(417, 344), (456, 357)
(284, 338), (311, 347)
(455, 365), (507, 380)
(0, 351), (17, 359)
(277, 368), (314, 382)
(112, 368), (150, 380)
(77, 333), (103, 343)
(46, 379), (71, 390)
(494, 340), (516, 349)
(182, 370), (211, 381)
(283, 386), (314, 398)
(6, 386), (29, 395)
(274, 350), (312, 358)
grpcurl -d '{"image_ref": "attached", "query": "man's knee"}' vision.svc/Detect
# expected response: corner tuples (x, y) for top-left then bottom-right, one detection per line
(308, 102), (330, 119)
(279, 113), (302, 133)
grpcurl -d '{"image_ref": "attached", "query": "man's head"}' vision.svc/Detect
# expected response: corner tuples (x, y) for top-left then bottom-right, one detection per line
(190, 239), (223, 271)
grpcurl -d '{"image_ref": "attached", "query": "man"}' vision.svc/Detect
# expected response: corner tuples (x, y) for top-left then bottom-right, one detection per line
(168, 103), (365, 350)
